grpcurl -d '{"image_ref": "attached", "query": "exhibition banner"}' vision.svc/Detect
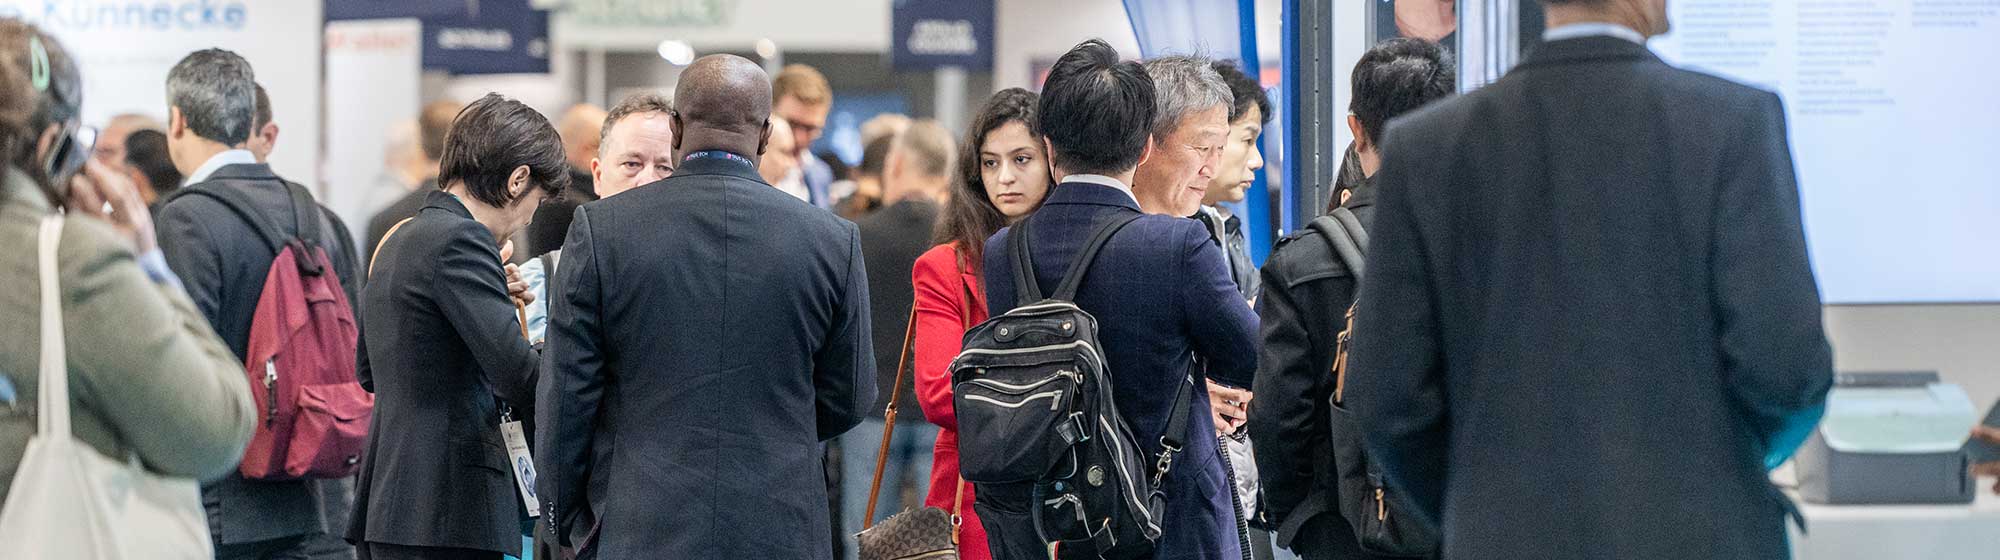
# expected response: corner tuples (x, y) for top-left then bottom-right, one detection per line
(891, 0), (993, 70)
(0, 0), (324, 192)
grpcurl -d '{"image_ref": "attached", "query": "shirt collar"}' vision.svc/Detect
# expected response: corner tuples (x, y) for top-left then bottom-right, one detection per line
(1061, 174), (1139, 207)
(1544, 22), (1647, 45)
(184, 149), (257, 186)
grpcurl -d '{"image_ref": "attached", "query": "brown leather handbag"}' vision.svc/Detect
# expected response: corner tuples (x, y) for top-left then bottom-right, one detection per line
(855, 307), (967, 560)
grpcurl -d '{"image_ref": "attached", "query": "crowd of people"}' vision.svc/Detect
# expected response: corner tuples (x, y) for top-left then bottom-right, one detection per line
(4, 1), (1997, 559)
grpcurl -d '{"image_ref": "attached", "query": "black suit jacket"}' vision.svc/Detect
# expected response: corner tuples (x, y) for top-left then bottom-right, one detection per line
(1345, 36), (1834, 559)
(363, 180), (433, 266)
(155, 163), (359, 545)
(536, 154), (875, 559)
(348, 191), (540, 555)
(855, 198), (940, 423)
(1246, 181), (1401, 558)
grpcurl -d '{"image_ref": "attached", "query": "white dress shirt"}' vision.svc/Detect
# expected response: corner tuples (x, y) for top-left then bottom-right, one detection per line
(182, 149), (257, 186)
(1061, 174), (1141, 207)
(1543, 22), (1646, 45)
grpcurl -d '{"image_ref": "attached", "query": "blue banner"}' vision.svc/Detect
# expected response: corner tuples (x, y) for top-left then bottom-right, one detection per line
(1122, 0), (1242, 59)
(891, 0), (994, 70)
(325, 0), (468, 21)
(421, 0), (549, 75)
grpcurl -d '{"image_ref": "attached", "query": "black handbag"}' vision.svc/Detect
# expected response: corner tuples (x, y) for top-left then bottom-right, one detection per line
(855, 307), (968, 560)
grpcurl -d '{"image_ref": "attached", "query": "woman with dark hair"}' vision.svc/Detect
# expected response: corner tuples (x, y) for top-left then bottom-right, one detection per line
(0, 15), (254, 525)
(908, 88), (1052, 560)
(348, 93), (566, 560)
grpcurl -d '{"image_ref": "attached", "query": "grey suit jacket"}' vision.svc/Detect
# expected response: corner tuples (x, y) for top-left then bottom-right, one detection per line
(0, 168), (256, 507)
(1345, 36), (1834, 560)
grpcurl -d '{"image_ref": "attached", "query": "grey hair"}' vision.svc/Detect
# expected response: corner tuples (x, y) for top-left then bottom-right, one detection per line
(165, 49), (256, 145)
(1141, 55), (1233, 138)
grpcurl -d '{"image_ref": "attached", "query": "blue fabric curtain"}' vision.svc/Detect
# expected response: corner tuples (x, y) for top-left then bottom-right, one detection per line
(1121, 0), (1244, 58)
(1123, 0), (1276, 264)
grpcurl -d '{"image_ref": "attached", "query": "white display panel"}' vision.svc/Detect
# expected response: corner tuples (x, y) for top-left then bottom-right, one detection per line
(1650, 1), (2000, 304)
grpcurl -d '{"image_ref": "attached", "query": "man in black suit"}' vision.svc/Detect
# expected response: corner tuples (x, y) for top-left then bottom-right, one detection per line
(1345, 1), (1836, 559)
(1250, 39), (1455, 560)
(537, 54), (875, 560)
(840, 119), (953, 553)
(365, 100), (457, 264)
(154, 49), (361, 560)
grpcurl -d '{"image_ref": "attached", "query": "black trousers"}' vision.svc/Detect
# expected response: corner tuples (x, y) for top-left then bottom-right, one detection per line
(356, 543), (502, 560)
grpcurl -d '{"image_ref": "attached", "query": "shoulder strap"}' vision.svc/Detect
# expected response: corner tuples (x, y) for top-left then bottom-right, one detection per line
(162, 186), (286, 255)
(367, 218), (414, 279)
(862, 307), (920, 530)
(1153, 373), (1199, 484)
(1006, 213), (1143, 307)
(37, 215), (69, 439)
(1308, 207), (1369, 282)
(1050, 214), (1142, 301)
(283, 181), (325, 248)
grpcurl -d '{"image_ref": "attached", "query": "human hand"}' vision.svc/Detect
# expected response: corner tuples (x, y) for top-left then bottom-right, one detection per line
(1208, 380), (1252, 435)
(65, 159), (157, 254)
(500, 240), (534, 306)
(1973, 426), (2000, 495)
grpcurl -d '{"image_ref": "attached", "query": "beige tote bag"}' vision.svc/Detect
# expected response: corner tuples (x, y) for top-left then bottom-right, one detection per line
(0, 215), (213, 559)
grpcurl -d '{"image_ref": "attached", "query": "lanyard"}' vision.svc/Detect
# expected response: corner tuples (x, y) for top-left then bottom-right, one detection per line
(682, 150), (756, 170)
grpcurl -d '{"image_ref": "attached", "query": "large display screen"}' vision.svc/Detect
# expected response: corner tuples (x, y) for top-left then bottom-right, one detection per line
(1648, 1), (2000, 304)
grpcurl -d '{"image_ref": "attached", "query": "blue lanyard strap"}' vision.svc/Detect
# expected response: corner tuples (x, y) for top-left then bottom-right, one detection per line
(682, 150), (756, 169)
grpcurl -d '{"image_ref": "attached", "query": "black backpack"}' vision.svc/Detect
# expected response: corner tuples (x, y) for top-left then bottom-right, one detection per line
(951, 213), (1195, 559)
(1311, 208), (1439, 557)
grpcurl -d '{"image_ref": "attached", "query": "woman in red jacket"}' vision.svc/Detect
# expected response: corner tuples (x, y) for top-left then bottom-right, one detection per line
(910, 88), (1051, 559)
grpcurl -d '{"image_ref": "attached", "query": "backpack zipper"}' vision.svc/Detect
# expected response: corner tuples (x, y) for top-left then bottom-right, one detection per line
(263, 358), (278, 423)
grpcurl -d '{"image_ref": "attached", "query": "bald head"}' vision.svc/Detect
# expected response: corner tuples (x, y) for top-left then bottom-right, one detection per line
(671, 54), (773, 162)
(559, 103), (608, 169)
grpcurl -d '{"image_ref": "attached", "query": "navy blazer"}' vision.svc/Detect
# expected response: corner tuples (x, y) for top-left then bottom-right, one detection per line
(536, 153), (875, 559)
(983, 181), (1258, 560)
(1345, 37), (1833, 560)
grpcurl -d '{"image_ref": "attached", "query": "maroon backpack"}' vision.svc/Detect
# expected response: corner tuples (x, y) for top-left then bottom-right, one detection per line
(172, 182), (372, 480)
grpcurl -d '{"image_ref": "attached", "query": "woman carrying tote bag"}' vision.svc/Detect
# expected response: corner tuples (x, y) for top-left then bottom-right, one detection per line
(0, 18), (258, 559)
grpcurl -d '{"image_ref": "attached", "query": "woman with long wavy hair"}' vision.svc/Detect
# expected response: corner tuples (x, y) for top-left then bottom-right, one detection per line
(908, 88), (1053, 559)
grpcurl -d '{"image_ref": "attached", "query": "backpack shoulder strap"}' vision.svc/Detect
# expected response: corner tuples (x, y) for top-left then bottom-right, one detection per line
(1308, 206), (1369, 282)
(282, 181), (325, 248)
(367, 217), (414, 279)
(161, 186), (285, 255)
(1007, 216), (1042, 307)
(1049, 213), (1142, 301)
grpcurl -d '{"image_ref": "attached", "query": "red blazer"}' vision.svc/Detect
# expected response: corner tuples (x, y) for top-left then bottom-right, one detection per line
(911, 242), (990, 560)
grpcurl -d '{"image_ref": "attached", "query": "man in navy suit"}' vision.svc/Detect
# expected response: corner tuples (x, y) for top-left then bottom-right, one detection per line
(981, 39), (1259, 560)
(536, 54), (875, 559)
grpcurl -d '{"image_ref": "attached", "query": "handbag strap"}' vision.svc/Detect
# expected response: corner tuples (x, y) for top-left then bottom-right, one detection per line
(950, 260), (978, 544)
(862, 306), (919, 529)
(37, 215), (69, 438)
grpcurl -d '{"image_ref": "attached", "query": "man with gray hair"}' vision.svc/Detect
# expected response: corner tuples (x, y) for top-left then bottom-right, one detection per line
(154, 48), (362, 560)
(1130, 54), (1265, 559)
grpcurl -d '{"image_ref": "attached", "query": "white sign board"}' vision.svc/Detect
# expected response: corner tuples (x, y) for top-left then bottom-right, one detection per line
(553, 0), (889, 52)
(323, 18), (421, 244)
(0, 0), (323, 193)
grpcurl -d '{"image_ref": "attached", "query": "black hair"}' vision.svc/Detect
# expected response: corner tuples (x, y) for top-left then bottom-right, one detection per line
(1035, 39), (1155, 176)
(436, 93), (569, 207)
(1350, 38), (1455, 146)
(937, 87), (1046, 271)
(858, 134), (894, 178)
(1212, 61), (1272, 125)
(252, 82), (271, 129)
(125, 129), (181, 199)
